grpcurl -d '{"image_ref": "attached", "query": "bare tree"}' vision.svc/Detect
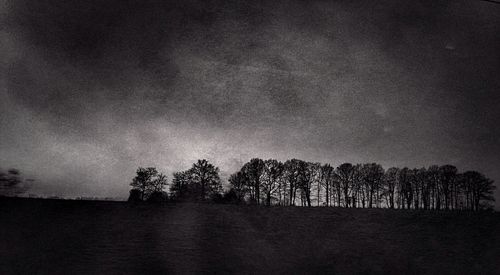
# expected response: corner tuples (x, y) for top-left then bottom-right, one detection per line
(261, 159), (284, 206)
(320, 164), (335, 206)
(359, 163), (384, 208)
(439, 165), (457, 210)
(383, 167), (399, 209)
(228, 171), (249, 203)
(241, 158), (265, 204)
(335, 163), (354, 208)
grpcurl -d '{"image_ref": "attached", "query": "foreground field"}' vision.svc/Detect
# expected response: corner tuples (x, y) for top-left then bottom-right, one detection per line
(1, 198), (499, 274)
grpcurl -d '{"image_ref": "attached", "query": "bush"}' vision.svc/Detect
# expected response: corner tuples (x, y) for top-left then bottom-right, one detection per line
(128, 189), (142, 203)
(147, 191), (168, 203)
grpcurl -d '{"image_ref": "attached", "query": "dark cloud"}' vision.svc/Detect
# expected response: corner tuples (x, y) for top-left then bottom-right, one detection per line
(1, 0), (499, 203)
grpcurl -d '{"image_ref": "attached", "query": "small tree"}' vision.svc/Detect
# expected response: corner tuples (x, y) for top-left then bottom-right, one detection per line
(0, 168), (31, 197)
(129, 167), (167, 202)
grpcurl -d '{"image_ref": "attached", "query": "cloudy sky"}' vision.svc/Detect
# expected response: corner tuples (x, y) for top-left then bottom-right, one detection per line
(1, 0), (499, 202)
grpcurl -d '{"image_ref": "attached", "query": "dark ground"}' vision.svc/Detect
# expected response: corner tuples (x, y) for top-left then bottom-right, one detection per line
(1, 197), (499, 274)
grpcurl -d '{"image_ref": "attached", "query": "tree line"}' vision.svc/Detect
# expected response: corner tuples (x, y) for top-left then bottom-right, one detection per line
(128, 158), (496, 211)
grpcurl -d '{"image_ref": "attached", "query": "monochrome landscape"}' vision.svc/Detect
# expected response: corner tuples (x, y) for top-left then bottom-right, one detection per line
(1, 0), (500, 274)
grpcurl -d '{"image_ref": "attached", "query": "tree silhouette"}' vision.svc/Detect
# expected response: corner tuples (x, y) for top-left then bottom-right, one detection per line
(360, 163), (385, 208)
(0, 168), (31, 197)
(228, 171), (249, 203)
(261, 159), (284, 206)
(439, 165), (457, 210)
(283, 159), (302, 206)
(241, 158), (265, 204)
(320, 164), (335, 206)
(461, 171), (496, 211)
(170, 160), (222, 201)
(383, 167), (399, 209)
(190, 159), (222, 200)
(129, 167), (167, 202)
(170, 171), (190, 200)
(202, 158), (495, 210)
(335, 163), (354, 208)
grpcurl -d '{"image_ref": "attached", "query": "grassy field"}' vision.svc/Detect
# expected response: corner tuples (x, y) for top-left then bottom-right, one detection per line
(1, 198), (499, 274)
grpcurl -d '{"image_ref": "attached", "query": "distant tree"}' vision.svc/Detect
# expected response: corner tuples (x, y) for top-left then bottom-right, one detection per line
(130, 167), (158, 201)
(148, 173), (168, 203)
(439, 165), (457, 210)
(226, 158), (496, 211)
(129, 167), (167, 202)
(335, 163), (354, 208)
(351, 164), (364, 208)
(153, 173), (168, 193)
(283, 159), (303, 206)
(241, 158), (265, 204)
(418, 168), (431, 210)
(383, 167), (399, 209)
(320, 164), (335, 207)
(397, 167), (412, 209)
(189, 159), (222, 200)
(305, 162), (321, 207)
(170, 171), (190, 200)
(359, 163), (385, 208)
(412, 168), (428, 210)
(0, 168), (31, 197)
(427, 165), (441, 210)
(461, 171), (495, 211)
(228, 171), (249, 203)
(261, 159), (284, 206)
(295, 161), (317, 207)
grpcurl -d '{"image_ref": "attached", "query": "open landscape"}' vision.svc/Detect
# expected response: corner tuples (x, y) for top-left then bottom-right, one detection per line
(1, 197), (499, 274)
(2, 0), (500, 273)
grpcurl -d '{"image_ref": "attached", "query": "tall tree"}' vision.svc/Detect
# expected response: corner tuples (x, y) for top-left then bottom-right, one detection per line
(190, 159), (222, 200)
(242, 158), (265, 204)
(283, 159), (302, 206)
(427, 165), (441, 210)
(360, 163), (385, 208)
(261, 159), (284, 206)
(228, 171), (249, 203)
(130, 167), (159, 201)
(320, 164), (335, 207)
(439, 165), (457, 210)
(170, 171), (190, 199)
(335, 163), (354, 208)
(397, 167), (413, 209)
(383, 167), (399, 209)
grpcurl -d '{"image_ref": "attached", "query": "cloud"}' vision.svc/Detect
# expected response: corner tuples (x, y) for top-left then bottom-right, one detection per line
(1, 0), (499, 203)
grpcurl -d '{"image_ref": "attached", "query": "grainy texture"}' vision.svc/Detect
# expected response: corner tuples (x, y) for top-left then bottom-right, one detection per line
(1, 198), (499, 274)
(1, 0), (500, 204)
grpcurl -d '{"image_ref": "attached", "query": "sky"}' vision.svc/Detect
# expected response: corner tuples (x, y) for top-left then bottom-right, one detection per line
(1, 0), (499, 203)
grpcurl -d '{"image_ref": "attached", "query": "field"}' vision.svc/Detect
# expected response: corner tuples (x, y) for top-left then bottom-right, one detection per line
(1, 198), (499, 274)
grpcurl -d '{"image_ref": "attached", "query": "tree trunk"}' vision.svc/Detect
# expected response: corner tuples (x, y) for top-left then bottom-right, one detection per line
(255, 178), (260, 205)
